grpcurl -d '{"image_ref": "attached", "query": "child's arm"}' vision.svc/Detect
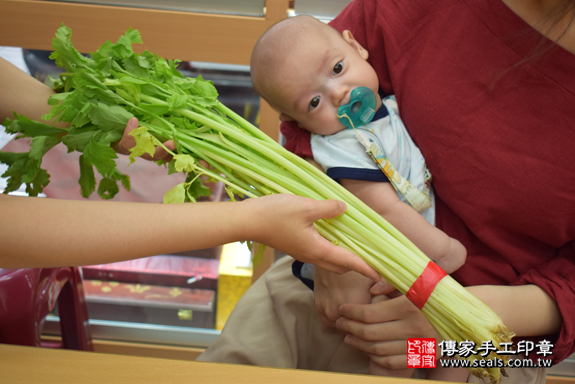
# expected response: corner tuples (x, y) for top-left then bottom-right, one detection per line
(340, 178), (466, 274)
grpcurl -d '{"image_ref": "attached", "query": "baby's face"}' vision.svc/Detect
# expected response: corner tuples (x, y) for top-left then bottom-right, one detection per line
(267, 30), (381, 135)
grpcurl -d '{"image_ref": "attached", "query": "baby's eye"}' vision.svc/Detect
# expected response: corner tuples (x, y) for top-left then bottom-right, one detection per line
(333, 61), (343, 75)
(309, 96), (321, 110)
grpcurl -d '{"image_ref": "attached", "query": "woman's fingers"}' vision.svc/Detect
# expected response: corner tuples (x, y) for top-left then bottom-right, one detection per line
(336, 317), (408, 342)
(305, 199), (379, 281)
(338, 299), (397, 324)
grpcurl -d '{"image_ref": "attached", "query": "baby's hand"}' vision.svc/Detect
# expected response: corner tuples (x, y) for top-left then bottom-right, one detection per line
(314, 268), (374, 328)
(434, 238), (466, 274)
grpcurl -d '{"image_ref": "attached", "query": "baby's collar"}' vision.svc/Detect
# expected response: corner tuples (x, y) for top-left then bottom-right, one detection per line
(372, 88), (389, 122)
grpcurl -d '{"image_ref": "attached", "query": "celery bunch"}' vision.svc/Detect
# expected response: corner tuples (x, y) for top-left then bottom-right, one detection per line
(0, 25), (513, 383)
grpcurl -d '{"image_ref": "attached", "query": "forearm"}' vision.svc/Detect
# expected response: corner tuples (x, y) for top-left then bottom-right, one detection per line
(468, 284), (562, 337)
(0, 194), (249, 268)
(381, 200), (454, 261)
(0, 57), (67, 127)
(341, 179), (456, 263)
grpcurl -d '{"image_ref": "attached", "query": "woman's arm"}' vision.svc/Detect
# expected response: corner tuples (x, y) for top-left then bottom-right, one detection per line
(469, 284), (562, 337)
(0, 57), (67, 127)
(0, 193), (379, 279)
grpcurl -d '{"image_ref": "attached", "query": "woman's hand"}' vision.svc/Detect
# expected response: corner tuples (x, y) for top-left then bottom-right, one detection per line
(337, 284), (563, 371)
(313, 267), (374, 327)
(112, 117), (176, 161)
(336, 293), (439, 370)
(244, 195), (380, 282)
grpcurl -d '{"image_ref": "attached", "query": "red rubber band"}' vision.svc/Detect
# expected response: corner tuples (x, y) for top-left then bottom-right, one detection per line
(406, 261), (447, 310)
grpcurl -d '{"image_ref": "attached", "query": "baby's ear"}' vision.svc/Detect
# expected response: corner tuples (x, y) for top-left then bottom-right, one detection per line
(279, 113), (295, 122)
(342, 30), (369, 60)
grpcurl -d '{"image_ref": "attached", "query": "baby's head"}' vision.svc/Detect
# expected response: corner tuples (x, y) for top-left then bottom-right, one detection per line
(251, 15), (381, 135)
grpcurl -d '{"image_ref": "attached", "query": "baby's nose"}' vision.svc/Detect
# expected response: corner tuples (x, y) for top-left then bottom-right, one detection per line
(332, 86), (349, 106)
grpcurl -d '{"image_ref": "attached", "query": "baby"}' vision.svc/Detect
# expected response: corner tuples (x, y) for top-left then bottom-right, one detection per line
(251, 15), (468, 382)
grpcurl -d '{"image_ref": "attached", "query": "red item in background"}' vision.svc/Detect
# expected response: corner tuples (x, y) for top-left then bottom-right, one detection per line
(280, 120), (312, 159)
(0, 268), (93, 350)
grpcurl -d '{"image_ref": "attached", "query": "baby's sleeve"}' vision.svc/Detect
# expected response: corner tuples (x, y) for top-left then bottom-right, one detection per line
(310, 130), (389, 183)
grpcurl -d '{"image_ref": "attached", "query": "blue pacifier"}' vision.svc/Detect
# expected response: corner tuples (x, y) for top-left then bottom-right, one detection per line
(337, 87), (377, 129)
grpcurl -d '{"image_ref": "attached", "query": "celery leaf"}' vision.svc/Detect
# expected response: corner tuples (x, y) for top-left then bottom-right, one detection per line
(163, 183), (186, 204)
(83, 138), (118, 176)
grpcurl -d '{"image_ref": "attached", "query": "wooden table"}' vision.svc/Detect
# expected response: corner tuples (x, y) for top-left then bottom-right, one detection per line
(0, 343), (444, 384)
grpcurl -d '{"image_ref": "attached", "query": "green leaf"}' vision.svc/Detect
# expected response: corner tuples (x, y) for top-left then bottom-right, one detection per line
(0, 151), (28, 194)
(11, 137), (58, 187)
(70, 101), (92, 128)
(128, 126), (156, 164)
(0, 151), (27, 166)
(21, 157), (40, 184)
(91, 40), (114, 61)
(43, 91), (89, 124)
(98, 130), (123, 147)
(173, 77), (195, 90)
(137, 55), (152, 69)
(172, 154), (195, 173)
(97, 56), (114, 76)
(153, 59), (173, 81)
(41, 102), (67, 122)
(89, 102), (134, 132)
(97, 177), (119, 200)
(168, 59), (183, 75)
(50, 24), (90, 71)
(190, 76), (218, 99)
(62, 126), (100, 152)
(186, 174), (211, 201)
(78, 154), (96, 198)
(167, 159), (177, 175)
(122, 55), (150, 78)
(112, 169), (131, 191)
(83, 137), (118, 176)
(163, 183), (186, 204)
(190, 96), (218, 108)
(121, 82), (141, 105)
(225, 185), (236, 202)
(167, 94), (188, 111)
(115, 88), (133, 104)
(47, 92), (71, 106)
(25, 168), (50, 197)
(29, 136), (60, 161)
(111, 28), (142, 59)
(4, 113), (67, 138)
